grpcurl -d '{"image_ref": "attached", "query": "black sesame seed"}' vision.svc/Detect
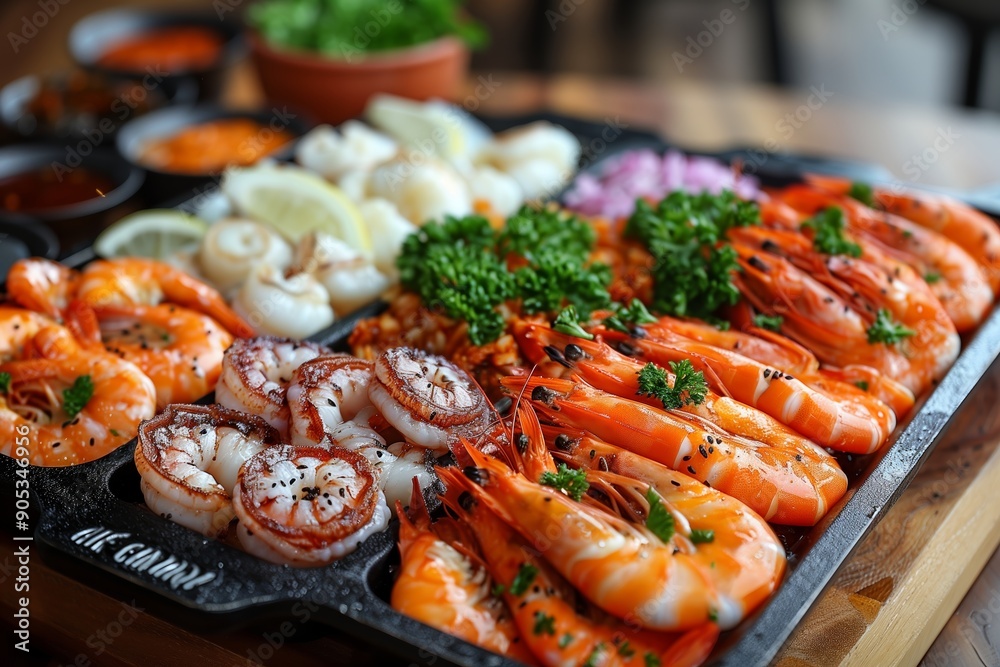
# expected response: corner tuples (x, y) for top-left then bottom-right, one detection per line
(687, 465), (696, 474)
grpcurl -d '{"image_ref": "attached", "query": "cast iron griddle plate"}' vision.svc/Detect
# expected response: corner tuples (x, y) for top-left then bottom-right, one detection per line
(4, 114), (1000, 667)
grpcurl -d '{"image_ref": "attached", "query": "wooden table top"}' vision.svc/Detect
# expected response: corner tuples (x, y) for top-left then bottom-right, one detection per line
(4, 10), (1000, 661)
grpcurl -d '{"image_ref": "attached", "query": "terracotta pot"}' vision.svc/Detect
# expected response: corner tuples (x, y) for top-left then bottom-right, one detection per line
(248, 32), (469, 125)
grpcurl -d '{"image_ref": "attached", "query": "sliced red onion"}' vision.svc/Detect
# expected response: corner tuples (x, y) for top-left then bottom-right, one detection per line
(564, 149), (760, 219)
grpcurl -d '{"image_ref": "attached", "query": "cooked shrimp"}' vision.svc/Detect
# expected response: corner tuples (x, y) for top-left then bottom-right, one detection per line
(0, 326), (155, 466)
(285, 354), (438, 509)
(643, 314), (819, 376)
(599, 323), (895, 455)
(286, 355), (368, 447)
(731, 231), (959, 395)
(545, 427), (785, 631)
(816, 365), (915, 419)
(515, 321), (847, 458)
(6, 258), (80, 321)
(358, 198), (417, 278)
(216, 336), (330, 437)
(232, 444), (391, 566)
(464, 165), (524, 218)
(369, 347), (492, 453)
(779, 186), (992, 332)
(76, 257), (255, 338)
(369, 157), (472, 225)
(135, 403), (281, 536)
(507, 375), (845, 526)
(295, 121), (398, 182)
(478, 122), (580, 200)
(804, 174), (1000, 293)
(91, 303), (233, 409)
(233, 264), (334, 339)
(437, 468), (719, 666)
(0, 307), (56, 361)
(291, 231), (391, 315)
(196, 217), (293, 294)
(392, 482), (536, 664)
(439, 441), (723, 632)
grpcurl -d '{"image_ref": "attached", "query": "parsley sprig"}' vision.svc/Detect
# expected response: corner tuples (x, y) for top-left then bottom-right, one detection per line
(509, 563), (538, 596)
(0, 372), (10, 394)
(603, 298), (657, 334)
(552, 306), (593, 340)
(624, 191), (759, 321)
(397, 207), (611, 346)
(533, 611), (556, 636)
(63, 375), (94, 419)
(539, 464), (589, 501)
(866, 309), (915, 345)
(848, 182), (876, 208)
(636, 361), (708, 410)
(752, 313), (784, 332)
(802, 207), (862, 258)
(645, 488), (675, 543)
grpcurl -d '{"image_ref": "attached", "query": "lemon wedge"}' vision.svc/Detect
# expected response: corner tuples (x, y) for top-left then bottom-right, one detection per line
(365, 94), (468, 160)
(94, 209), (208, 260)
(221, 164), (371, 256)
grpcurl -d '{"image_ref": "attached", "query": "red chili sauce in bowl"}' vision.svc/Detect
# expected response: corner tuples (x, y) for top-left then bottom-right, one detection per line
(0, 166), (117, 215)
(96, 26), (224, 74)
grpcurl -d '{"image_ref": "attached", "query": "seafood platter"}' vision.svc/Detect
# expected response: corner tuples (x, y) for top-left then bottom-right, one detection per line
(4, 101), (1000, 667)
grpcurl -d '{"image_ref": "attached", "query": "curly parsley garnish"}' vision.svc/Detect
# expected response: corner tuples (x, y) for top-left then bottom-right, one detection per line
(539, 464), (589, 501)
(0, 372), (10, 394)
(636, 360), (708, 410)
(509, 563), (538, 596)
(645, 488), (675, 543)
(690, 529), (715, 544)
(866, 309), (915, 345)
(583, 642), (607, 667)
(397, 215), (514, 346)
(645, 653), (663, 667)
(752, 313), (784, 331)
(63, 375), (94, 419)
(552, 305), (594, 340)
(924, 272), (942, 284)
(603, 298), (657, 334)
(533, 611), (556, 636)
(397, 206), (611, 346)
(802, 207), (862, 258)
(848, 182), (876, 208)
(624, 191), (759, 321)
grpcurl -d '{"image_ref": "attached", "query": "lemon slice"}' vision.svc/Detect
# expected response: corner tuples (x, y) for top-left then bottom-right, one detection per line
(365, 94), (468, 159)
(94, 210), (208, 259)
(222, 164), (371, 255)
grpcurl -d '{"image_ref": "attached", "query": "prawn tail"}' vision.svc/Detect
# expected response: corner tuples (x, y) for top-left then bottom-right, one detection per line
(401, 477), (432, 532)
(661, 622), (722, 667)
(64, 300), (103, 350)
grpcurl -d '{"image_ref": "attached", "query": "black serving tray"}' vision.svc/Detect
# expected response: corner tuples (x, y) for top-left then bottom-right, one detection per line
(5, 114), (1000, 667)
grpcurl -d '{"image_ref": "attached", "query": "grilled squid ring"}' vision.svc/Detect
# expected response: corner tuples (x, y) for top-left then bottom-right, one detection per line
(233, 444), (390, 566)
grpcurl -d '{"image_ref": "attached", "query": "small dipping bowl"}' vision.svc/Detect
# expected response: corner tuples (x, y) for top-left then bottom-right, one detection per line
(69, 9), (245, 102)
(116, 105), (309, 202)
(0, 144), (144, 255)
(0, 70), (197, 144)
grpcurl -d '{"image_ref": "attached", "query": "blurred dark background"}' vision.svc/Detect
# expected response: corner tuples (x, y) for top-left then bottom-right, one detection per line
(469, 0), (1000, 111)
(6, 0), (1000, 110)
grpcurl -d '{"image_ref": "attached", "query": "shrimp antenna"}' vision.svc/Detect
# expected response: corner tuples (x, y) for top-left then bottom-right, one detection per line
(508, 362), (539, 446)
